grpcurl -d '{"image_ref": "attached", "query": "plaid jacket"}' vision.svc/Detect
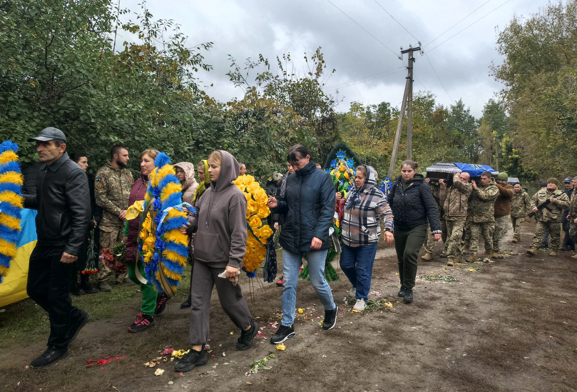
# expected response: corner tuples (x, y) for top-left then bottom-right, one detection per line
(341, 166), (394, 247)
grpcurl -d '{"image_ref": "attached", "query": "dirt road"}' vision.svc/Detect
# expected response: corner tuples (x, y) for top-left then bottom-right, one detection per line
(1, 222), (576, 391)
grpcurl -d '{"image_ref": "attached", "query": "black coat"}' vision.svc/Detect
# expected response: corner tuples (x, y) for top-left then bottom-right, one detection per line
(388, 174), (441, 231)
(266, 180), (280, 225)
(275, 161), (335, 253)
(24, 152), (91, 256)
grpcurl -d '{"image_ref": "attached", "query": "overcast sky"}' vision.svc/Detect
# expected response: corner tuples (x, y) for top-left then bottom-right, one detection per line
(120, 0), (547, 118)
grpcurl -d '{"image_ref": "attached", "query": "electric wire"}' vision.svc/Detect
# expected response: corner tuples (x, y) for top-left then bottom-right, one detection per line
(372, 0), (420, 42)
(424, 54), (454, 103)
(323, 66), (405, 91)
(326, 0), (401, 59)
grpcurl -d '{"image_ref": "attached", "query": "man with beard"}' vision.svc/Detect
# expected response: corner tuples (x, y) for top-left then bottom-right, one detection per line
(94, 145), (134, 291)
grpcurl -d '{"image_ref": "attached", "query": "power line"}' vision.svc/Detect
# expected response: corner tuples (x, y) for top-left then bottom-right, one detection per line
(323, 66), (405, 91)
(424, 54), (454, 103)
(424, 0), (492, 48)
(372, 0), (420, 42)
(427, 0), (512, 53)
(326, 0), (401, 60)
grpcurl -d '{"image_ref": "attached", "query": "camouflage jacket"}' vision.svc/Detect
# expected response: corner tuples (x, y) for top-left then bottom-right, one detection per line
(429, 182), (443, 219)
(440, 173), (472, 220)
(95, 161), (134, 227)
(569, 190), (577, 219)
(531, 188), (570, 222)
(511, 190), (531, 218)
(469, 178), (499, 223)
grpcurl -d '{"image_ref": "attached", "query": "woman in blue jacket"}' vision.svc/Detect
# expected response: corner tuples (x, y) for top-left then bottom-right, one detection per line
(268, 144), (338, 344)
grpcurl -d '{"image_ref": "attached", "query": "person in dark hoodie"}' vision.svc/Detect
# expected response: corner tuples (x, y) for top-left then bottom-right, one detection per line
(267, 144), (338, 344)
(340, 165), (394, 311)
(388, 160), (442, 304)
(175, 150), (258, 373)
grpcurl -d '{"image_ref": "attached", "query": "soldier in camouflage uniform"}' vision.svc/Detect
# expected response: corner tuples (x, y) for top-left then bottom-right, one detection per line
(567, 177), (577, 259)
(511, 183), (531, 243)
(492, 172), (514, 258)
(527, 178), (570, 257)
(94, 145), (134, 291)
(439, 172), (472, 266)
(466, 171), (499, 262)
(422, 179), (446, 261)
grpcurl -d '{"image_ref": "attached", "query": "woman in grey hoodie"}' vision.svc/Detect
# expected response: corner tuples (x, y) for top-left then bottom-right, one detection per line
(175, 150), (258, 373)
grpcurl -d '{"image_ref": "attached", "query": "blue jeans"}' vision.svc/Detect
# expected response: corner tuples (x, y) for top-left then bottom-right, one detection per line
(339, 243), (378, 300)
(281, 249), (336, 327)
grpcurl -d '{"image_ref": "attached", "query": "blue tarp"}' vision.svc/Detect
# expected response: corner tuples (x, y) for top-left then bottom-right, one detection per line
(454, 163), (498, 177)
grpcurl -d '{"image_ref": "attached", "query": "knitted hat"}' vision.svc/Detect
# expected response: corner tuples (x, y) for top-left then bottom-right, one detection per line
(540, 181), (547, 188)
(497, 172), (508, 180)
(547, 177), (560, 186)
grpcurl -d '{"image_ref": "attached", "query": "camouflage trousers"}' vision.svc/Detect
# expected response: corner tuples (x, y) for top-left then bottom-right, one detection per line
(511, 217), (524, 241)
(469, 221), (495, 254)
(97, 226), (126, 283)
(463, 216), (472, 248)
(492, 215), (511, 253)
(424, 219), (447, 254)
(569, 223), (577, 244)
(531, 221), (562, 251)
(445, 218), (466, 260)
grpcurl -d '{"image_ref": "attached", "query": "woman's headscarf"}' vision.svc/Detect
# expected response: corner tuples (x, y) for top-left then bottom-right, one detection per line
(345, 165), (378, 209)
(174, 162), (197, 191)
(192, 160), (210, 203)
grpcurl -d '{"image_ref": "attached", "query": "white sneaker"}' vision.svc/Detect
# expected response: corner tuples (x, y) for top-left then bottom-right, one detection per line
(353, 299), (366, 311)
(348, 287), (356, 297)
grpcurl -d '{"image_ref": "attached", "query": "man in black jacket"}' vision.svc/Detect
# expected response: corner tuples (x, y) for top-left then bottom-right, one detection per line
(24, 127), (91, 368)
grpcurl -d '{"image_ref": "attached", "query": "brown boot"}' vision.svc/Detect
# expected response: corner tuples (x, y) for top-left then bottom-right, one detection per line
(454, 255), (463, 264)
(491, 251), (503, 259)
(512, 238), (518, 243)
(549, 251), (558, 257)
(571, 253), (577, 259)
(447, 258), (454, 267)
(421, 252), (433, 261)
(526, 248), (537, 256)
(466, 253), (478, 263)
(462, 245), (470, 253)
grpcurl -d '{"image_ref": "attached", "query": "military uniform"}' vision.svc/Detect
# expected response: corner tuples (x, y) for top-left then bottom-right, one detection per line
(511, 190), (531, 242)
(423, 182), (446, 258)
(439, 173), (472, 264)
(568, 190), (577, 248)
(468, 178), (499, 257)
(530, 188), (570, 251)
(94, 161), (134, 283)
(492, 182), (514, 255)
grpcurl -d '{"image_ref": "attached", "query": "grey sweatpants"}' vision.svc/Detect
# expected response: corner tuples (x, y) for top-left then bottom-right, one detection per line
(189, 260), (252, 345)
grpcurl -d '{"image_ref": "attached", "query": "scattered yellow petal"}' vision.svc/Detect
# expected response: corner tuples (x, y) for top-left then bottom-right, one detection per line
(276, 343), (286, 351)
(230, 331), (234, 335)
(352, 309), (360, 313)
(384, 302), (393, 308)
(395, 273), (399, 276)
(154, 368), (164, 376)
(298, 308), (304, 314)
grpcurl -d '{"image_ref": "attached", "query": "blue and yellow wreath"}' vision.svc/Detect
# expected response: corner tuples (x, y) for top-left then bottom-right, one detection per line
(137, 153), (189, 296)
(0, 141), (23, 284)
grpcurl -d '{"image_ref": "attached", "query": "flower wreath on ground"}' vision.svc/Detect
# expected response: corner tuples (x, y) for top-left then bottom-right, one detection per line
(132, 153), (189, 297)
(0, 141), (23, 284)
(233, 174), (274, 277)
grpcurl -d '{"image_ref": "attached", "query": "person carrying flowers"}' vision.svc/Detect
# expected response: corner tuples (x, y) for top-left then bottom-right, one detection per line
(175, 150), (258, 373)
(340, 165), (394, 311)
(124, 149), (162, 332)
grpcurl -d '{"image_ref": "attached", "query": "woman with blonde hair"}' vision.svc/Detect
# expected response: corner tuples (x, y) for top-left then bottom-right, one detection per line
(175, 150), (257, 373)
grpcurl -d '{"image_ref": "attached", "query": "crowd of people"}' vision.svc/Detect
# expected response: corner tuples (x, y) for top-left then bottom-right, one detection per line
(18, 126), (574, 372)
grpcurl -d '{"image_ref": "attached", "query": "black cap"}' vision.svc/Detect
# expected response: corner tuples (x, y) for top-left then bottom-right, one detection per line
(540, 181), (547, 187)
(28, 127), (67, 143)
(564, 177), (572, 183)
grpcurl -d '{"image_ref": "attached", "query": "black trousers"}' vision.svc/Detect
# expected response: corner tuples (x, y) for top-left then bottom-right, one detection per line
(27, 245), (83, 349)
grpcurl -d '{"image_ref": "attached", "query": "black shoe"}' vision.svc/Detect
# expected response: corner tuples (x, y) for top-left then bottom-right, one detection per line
(154, 293), (169, 315)
(398, 286), (406, 297)
(128, 313), (156, 332)
(66, 310), (90, 346)
(174, 348), (208, 373)
(180, 297), (192, 309)
(270, 325), (295, 344)
(236, 321), (259, 351)
(71, 288), (86, 296)
(403, 289), (413, 304)
(30, 347), (69, 368)
(80, 275), (98, 294)
(322, 306), (338, 330)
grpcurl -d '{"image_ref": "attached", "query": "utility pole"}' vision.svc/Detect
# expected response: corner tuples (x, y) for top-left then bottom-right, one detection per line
(388, 46), (421, 179)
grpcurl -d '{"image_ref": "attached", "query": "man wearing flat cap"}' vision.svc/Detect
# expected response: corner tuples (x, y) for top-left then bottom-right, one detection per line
(23, 127), (91, 368)
(527, 178), (570, 256)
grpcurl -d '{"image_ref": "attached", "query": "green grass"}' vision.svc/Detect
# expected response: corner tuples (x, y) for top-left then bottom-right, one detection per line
(0, 265), (192, 349)
(420, 274), (457, 283)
